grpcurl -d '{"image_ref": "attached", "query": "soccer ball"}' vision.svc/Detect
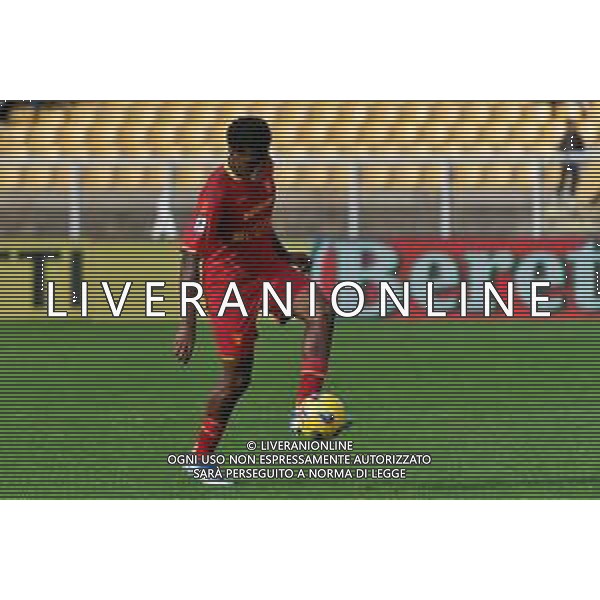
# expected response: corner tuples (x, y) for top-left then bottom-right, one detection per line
(291, 393), (350, 439)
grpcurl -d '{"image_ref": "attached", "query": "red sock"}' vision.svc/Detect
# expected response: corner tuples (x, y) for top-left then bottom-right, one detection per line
(296, 357), (328, 405)
(193, 417), (226, 456)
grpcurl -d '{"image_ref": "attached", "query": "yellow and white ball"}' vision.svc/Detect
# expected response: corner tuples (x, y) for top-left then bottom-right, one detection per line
(292, 393), (349, 439)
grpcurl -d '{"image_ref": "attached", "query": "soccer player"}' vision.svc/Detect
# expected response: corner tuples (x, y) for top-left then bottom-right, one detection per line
(557, 118), (585, 199)
(174, 116), (335, 464)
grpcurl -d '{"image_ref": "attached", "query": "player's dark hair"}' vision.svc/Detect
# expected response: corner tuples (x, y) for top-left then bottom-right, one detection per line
(227, 117), (271, 152)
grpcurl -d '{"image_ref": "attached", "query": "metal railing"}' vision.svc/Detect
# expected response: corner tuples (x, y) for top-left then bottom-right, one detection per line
(1, 151), (597, 239)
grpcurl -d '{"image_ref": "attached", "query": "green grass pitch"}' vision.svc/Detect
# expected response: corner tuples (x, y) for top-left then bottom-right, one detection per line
(1, 319), (599, 499)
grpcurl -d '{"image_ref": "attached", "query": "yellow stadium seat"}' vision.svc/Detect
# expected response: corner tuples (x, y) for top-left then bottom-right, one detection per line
(180, 104), (224, 154)
(51, 167), (77, 194)
(363, 103), (403, 148)
(147, 103), (194, 156)
(87, 102), (129, 155)
(512, 165), (534, 190)
(0, 106), (35, 153)
(27, 109), (67, 155)
(418, 165), (443, 189)
(316, 105), (356, 151)
(120, 103), (161, 155)
(0, 165), (24, 189)
(58, 102), (98, 157)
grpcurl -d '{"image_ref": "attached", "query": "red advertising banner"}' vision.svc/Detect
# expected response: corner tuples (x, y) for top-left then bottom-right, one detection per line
(311, 237), (600, 319)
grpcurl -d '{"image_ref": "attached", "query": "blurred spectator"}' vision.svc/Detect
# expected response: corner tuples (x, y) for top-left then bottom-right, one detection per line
(557, 119), (585, 198)
(0, 101), (18, 121)
(0, 100), (51, 122)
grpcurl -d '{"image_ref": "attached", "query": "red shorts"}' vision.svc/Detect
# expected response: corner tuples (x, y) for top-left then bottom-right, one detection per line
(203, 255), (311, 360)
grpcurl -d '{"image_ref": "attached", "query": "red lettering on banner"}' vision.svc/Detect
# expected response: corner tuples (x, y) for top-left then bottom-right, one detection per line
(311, 237), (600, 319)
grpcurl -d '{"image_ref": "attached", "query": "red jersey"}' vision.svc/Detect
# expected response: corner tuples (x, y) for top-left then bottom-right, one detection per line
(181, 163), (277, 266)
(181, 161), (312, 360)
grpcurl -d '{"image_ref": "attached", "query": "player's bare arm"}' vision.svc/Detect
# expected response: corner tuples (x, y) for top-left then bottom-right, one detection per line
(174, 250), (200, 364)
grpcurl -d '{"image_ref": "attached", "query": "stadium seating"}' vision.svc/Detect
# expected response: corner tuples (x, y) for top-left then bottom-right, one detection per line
(2, 100), (580, 155)
(0, 101), (598, 236)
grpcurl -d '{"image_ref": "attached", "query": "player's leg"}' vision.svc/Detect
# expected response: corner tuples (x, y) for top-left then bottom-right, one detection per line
(193, 349), (255, 456)
(192, 287), (259, 458)
(291, 281), (335, 406)
(570, 164), (579, 198)
(265, 265), (334, 405)
(192, 260), (259, 457)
